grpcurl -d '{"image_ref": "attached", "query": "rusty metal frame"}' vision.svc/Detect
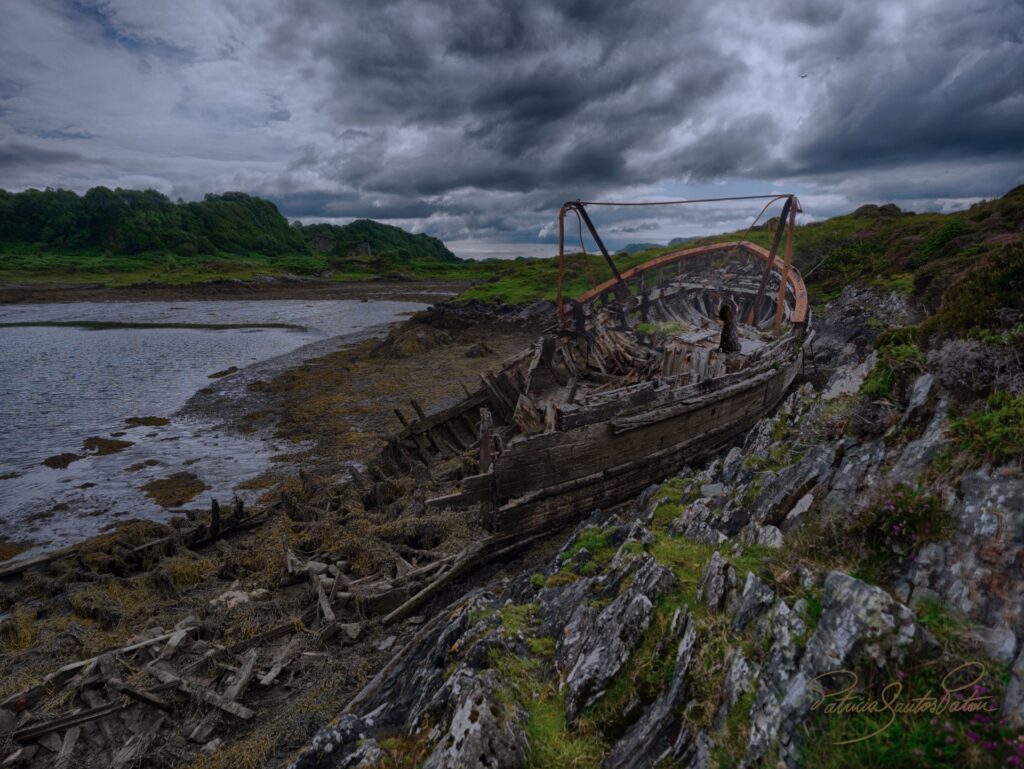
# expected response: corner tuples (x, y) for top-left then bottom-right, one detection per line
(556, 194), (803, 330)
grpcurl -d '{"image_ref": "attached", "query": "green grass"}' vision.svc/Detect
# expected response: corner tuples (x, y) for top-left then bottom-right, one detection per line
(490, 652), (606, 769)
(950, 392), (1024, 465)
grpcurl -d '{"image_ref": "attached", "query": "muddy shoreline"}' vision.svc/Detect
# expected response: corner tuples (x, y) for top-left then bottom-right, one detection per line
(0, 278), (470, 305)
(0, 296), (548, 769)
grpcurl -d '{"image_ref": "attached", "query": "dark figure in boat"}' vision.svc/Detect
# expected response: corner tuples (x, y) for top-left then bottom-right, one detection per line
(718, 297), (741, 353)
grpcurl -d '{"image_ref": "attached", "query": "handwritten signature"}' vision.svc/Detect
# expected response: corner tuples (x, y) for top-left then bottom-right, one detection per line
(809, 662), (999, 744)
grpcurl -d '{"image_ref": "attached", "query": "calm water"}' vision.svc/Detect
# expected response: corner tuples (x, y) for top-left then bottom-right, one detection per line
(0, 299), (426, 551)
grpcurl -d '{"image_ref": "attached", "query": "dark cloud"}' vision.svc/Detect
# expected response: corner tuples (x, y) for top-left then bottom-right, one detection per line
(0, 0), (1021, 246)
(0, 142), (101, 169)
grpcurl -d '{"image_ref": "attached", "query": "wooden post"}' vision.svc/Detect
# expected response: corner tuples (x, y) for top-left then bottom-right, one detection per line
(478, 407), (493, 474)
(774, 202), (797, 334)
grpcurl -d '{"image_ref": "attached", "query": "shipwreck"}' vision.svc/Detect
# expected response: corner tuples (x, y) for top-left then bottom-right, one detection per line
(384, 194), (811, 536)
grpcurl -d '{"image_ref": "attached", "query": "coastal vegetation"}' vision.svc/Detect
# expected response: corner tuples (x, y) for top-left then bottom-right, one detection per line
(3, 186), (1021, 342)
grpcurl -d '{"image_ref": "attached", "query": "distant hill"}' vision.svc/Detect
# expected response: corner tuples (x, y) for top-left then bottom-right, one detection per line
(668, 236), (700, 246)
(0, 187), (308, 257)
(299, 219), (459, 265)
(0, 187), (463, 283)
(617, 242), (662, 254)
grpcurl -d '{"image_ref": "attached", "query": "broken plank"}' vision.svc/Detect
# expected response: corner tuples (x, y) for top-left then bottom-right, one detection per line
(317, 580), (336, 624)
(147, 669), (254, 721)
(259, 638), (298, 687)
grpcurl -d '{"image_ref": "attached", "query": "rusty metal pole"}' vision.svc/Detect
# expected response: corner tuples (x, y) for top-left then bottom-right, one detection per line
(573, 203), (632, 303)
(773, 200), (798, 334)
(747, 196), (792, 325)
(557, 205), (567, 329)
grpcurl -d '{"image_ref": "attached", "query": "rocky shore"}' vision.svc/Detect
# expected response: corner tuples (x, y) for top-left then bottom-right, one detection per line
(2, 286), (1022, 768)
(291, 286), (1024, 768)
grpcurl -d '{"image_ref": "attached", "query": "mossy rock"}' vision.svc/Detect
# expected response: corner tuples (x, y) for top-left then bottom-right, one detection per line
(124, 415), (170, 427)
(142, 472), (208, 507)
(42, 452), (82, 469)
(82, 436), (134, 455)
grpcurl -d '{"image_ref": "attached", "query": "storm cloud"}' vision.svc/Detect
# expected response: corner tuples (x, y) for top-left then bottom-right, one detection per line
(0, 0), (1021, 250)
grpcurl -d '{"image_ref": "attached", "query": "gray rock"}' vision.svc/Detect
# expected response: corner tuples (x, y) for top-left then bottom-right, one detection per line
(289, 714), (382, 769)
(731, 573), (777, 634)
(781, 492), (814, 531)
(750, 445), (836, 526)
(821, 352), (876, 400)
(700, 483), (725, 499)
(900, 373), (935, 425)
(421, 670), (528, 769)
(697, 551), (737, 612)
(720, 446), (744, 484)
(671, 728), (715, 769)
(1002, 646), (1024, 725)
(889, 404), (947, 482)
(604, 609), (698, 769)
(560, 557), (677, 722)
(738, 523), (784, 548)
(799, 571), (916, 675)
(669, 499), (730, 544)
(820, 439), (885, 517)
(977, 624), (1018, 665)
(712, 649), (758, 730)
(742, 684), (782, 768)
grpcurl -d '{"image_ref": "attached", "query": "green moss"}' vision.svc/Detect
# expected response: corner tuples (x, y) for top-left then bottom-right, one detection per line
(530, 572), (547, 589)
(915, 598), (972, 649)
(527, 636), (557, 657)
(711, 689), (756, 767)
(469, 607), (496, 625)
(559, 527), (618, 567)
(489, 653), (606, 769)
(861, 342), (925, 400)
(546, 570), (580, 588)
(500, 603), (537, 636)
(950, 391), (1024, 465)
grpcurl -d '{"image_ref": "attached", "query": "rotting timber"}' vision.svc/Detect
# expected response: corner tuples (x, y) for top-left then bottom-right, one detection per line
(383, 194), (811, 537)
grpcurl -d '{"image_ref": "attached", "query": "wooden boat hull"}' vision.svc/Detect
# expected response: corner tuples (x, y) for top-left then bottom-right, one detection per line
(481, 346), (802, 534)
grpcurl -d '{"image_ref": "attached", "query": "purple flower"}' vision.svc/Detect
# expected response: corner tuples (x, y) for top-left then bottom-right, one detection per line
(966, 731), (980, 743)
(896, 670), (908, 680)
(1008, 757), (1021, 766)
(982, 741), (997, 751)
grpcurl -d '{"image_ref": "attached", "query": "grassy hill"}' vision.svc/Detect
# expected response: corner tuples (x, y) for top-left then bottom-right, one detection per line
(458, 186), (1024, 339)
(0, 187), (468, 285)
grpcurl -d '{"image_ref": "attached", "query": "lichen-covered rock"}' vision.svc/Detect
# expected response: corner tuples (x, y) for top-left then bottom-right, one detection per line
(888, 404), (948, 482)
(803, 571), (917, 673)
(559, 557), (677, 722)
(712, 649), (758, 730)
(604, 609), (698, 769)
(289, 714), (382, 769)
(668, 499), (729, 544)
(731, 573), (777, 634)
(819, 438), (885, 517)
(738, 522), (784, 548)
(420, 670), (527, 769)
(697, 551), (737, 613)
(750, 444), (837, 526)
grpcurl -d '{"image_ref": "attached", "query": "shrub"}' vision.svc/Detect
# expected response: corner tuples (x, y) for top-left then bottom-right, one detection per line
(850, 485), (953, 582)
(950, 392), (1024, 465)
(861, 338), (925, 402)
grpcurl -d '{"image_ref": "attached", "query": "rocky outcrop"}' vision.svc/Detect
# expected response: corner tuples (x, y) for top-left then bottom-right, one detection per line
(604, 609), (699, 769)
(292, 285), (1023, 766)
(559, 556), (678, 721)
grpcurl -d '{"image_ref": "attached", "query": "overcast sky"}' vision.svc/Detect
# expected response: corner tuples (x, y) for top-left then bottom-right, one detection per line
(1, 0), (1022, 253)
